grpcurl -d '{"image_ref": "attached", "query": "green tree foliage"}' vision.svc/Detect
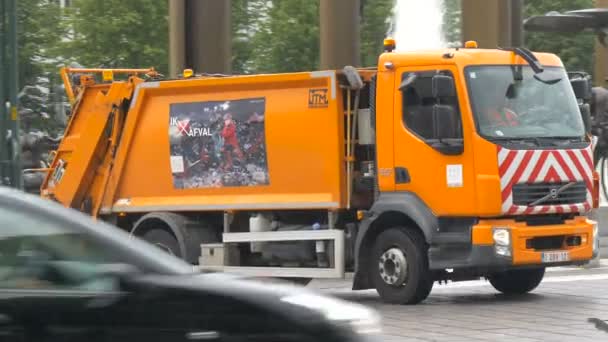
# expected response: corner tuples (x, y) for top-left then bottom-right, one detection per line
(231, 0), (273, 74)
(16, 0), (64, 87)
(16, 0), (67, 134)
(16, 0), (169, 134)
(232, 0), (395, 72)
(443, 0), (461, 47)
(524, 0), (595, 73)
(360, 0), (394, 67)
(61, 0), (168, 73)
(247, 0), (319, 73)
(231, 0), (253, 74)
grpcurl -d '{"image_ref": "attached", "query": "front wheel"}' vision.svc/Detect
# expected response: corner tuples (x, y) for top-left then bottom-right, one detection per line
(370, 227), (433, 305)
(489, 268), (545, 295)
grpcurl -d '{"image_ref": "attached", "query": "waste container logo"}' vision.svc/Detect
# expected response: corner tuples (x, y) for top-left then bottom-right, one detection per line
(308, 88), (329, 108)
(169, 97), (270, 188)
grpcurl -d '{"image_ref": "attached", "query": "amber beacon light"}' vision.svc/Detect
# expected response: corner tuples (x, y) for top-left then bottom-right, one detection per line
(383, 38), (396, 52)
(464, 40), (478, 48)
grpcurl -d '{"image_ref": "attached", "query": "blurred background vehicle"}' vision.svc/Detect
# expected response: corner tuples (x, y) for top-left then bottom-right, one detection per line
(0, 186), (381, 342)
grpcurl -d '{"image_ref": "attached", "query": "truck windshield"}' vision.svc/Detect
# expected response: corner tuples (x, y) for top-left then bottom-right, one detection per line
(465, 65), (585, 141)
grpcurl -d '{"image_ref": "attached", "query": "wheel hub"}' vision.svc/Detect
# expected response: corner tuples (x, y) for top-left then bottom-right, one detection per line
(378, 247), (407, 286)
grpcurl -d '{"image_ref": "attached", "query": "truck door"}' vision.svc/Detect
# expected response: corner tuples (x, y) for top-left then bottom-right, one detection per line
(392, 66), (476, 216)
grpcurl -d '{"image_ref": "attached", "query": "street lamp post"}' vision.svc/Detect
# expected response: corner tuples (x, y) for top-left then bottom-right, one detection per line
(6, 0), (20, 189)
(0, 0), (7, 186)
(0, 0), (22, 189)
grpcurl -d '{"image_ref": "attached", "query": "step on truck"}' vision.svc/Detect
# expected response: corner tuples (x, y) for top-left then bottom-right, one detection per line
(40, 39), (600, 304)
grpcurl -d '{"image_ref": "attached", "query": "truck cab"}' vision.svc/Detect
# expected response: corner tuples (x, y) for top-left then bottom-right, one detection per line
(353, 41), (598, 302)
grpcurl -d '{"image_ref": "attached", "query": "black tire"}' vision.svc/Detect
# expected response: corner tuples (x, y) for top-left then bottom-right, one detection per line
(370, 227), (433, 305)
(601, 157), (608, 201)
(135, 213), (222, 264)
(489, 268), (545, 295)
(141, 228), (182, 258)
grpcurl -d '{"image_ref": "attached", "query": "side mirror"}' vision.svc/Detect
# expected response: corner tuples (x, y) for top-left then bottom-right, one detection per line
(571, 77), (591, 101)
(433, 105), (459, 139)
(432, 74), (455, 98)
(399, 73), (417, 91)
(343, 66), (363, 90)
(580, 103), (592, 134)
(431, 105), (463, 155)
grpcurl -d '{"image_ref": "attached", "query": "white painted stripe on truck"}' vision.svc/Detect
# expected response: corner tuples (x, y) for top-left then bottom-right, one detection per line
(128, 81), (160, 111)
(310, 70), (336, 99)
(111, 201), (340, 213)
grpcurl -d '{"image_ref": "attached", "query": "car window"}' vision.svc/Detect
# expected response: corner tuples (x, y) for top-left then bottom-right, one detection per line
(0, 206), (122, 292)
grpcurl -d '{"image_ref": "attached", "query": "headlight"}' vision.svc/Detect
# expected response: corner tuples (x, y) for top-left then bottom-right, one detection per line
(493, 228), (510, 246)
(281, 293), (382, 335)
(495, 245), (511, 257)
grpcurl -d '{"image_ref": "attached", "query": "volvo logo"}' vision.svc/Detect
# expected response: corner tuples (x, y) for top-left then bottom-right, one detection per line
(549, 188), (559, 199)
(529, 182), (576, 206)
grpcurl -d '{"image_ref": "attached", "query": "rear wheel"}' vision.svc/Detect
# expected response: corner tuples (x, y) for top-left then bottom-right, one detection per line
(134, 213), (221, 264)
(370, 227), (433, 304)
(141, 228), (182, 258)
(489, 268), (545, 294)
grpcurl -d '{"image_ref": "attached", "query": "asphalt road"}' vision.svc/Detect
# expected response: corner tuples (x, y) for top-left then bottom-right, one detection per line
(311, 263), (608, 342)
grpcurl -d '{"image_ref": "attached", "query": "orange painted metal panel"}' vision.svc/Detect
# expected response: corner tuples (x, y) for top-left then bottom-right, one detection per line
(42, 84), (111, 204)
(391, 64), (478, 216)
(43, 81), (136, 210)
(107, 72), (346, 212)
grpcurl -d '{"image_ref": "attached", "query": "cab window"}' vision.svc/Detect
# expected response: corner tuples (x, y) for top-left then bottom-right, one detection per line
(401, 70), (463, 141)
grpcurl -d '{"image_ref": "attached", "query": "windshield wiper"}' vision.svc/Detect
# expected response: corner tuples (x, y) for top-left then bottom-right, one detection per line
(500, 47), (563, 84)
(499, 47), (544, 74)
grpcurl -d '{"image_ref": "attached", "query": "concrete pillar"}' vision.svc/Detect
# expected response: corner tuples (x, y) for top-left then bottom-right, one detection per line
(462, 0), (514, 48)
(596, 41), (607, 87)
(510, 0), (524, 47)
(168, 0), (186, 77)
(187, 0), (231, 74)
(320, 0), (360, 70)
(595, 0), (608, 87)
(169, 0), (231, 77)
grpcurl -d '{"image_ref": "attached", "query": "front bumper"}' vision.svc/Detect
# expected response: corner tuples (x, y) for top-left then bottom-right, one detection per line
(472, 216), (596, 266)
(429, 216), (597, 271)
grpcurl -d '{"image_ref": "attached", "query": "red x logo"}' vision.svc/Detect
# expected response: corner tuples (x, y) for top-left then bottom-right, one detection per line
(177, 119), (190, 135)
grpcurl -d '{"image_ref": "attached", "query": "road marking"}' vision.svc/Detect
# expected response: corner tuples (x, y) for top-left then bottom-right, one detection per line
(435, 273), (608, 289)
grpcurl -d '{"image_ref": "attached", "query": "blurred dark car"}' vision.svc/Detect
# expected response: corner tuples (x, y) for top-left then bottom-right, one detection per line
(0, 187), (381, 342)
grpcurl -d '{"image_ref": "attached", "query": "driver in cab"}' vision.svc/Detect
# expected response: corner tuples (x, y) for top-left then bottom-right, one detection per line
(482, 85), (520, 128)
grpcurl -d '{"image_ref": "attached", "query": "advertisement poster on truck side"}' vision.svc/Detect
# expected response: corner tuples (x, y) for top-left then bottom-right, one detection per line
(168, 97), (270, 188)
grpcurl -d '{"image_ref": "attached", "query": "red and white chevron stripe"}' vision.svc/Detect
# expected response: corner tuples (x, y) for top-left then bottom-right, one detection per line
(497, 146), (593, 215)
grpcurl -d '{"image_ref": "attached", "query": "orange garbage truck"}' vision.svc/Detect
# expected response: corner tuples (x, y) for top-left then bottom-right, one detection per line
(40, 39), (600, 304)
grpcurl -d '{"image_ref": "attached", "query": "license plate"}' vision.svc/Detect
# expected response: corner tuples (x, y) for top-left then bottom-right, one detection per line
(541, 251), (570, 263)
